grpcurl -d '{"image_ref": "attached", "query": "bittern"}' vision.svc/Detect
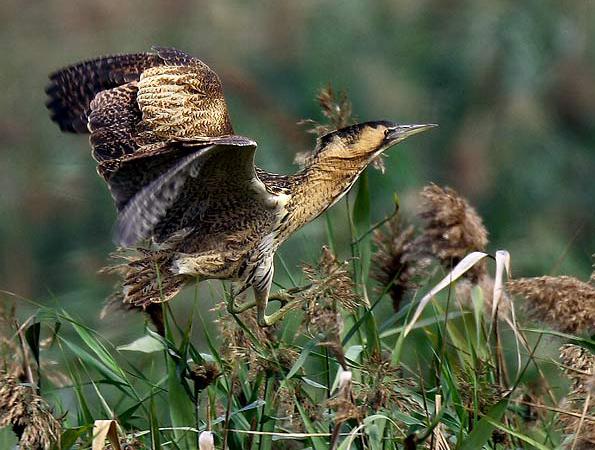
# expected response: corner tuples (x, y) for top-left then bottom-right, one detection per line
(46, 46), (435, 326)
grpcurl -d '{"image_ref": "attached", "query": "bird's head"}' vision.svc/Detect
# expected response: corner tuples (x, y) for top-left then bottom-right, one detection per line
(313, 121), (437, 170)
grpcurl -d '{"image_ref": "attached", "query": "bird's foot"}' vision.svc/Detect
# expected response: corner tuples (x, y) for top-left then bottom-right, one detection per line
(268, 284), (313, 306)
(257, 284), (313, 327)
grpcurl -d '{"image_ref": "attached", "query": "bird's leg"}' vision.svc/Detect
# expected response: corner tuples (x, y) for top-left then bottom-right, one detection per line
(254, 283), (313, 327)
(227, 282), (311, 316)
(227, 282), (256, 314)
(267, 284), (313, 306)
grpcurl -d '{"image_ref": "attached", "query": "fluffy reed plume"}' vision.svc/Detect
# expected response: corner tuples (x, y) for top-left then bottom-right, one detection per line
(0, 373), (61, 450)
(371, 216), (428, 311)
(295, 84), (351, 167)
(300, 246), (361, 366)
(416, 184), (488, 282)
(187, 362), (221, 392)
(506, 276), (595, 334)
(357, 352), (419, 419)
(558, 344), (595, 449)
(455, 275), (510, 318)
(309, 83), (353, 134)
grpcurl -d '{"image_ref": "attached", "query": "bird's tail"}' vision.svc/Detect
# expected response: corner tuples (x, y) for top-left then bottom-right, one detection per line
(101, 248), (188, 308)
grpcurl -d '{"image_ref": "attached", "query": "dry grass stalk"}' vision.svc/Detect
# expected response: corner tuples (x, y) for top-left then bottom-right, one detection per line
(0, 373), (61, 450)
(506, 276), (595, 334)
(371, 215), (429, 311)
(416, 184), (488, 282)
(558, 345), (595, 449)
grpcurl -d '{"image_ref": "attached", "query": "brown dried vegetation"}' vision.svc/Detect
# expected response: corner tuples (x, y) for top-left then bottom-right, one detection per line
(507, 276), (595, 334)
(558, 344), (595, 449)
(416, 184), (488, 282)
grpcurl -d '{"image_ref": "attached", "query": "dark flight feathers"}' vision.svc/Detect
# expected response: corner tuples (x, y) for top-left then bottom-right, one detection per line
(45, 46), (198, 134)
(110, 137), (257, 247)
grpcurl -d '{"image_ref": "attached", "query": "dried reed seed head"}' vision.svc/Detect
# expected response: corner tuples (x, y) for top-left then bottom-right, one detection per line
(372, 216), (428, 311)
(417, 184), (488, 281)
(316, 83), (352, 131)
(558, 344), (595, 445)
(0, 305), (23, 380)
(326, 369), (360, 423)
(0, 373), (61, 450)
(507, 276), (595, 334)
(559, 344), (595, 388)
(274, 383), (321, 434)
(356, 353), (419, 417)
(326, 396), (361, 423)
(296, 84), (361, 169)
(457, 360), (508, 416)
(188, 362), (221, 391)
(301, 246), (360, 313)
(557, 380), (595, 447)
(299, 247), (359, 364)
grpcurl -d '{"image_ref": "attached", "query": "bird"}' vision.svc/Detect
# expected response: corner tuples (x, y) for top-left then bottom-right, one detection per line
(46, 46), (436, 327)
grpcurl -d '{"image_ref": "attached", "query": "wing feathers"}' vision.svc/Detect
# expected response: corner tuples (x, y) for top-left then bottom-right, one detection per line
(109, 137), (257, 246)
(87, 83), (144, 162)
(113, 146), (213, 247)
(46, 52), (159, 133)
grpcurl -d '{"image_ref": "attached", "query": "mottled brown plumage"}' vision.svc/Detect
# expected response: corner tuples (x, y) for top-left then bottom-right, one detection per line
(47, 46), (436, 326)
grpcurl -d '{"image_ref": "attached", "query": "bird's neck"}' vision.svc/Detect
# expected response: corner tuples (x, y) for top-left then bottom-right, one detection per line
(279, 156), (367, 240)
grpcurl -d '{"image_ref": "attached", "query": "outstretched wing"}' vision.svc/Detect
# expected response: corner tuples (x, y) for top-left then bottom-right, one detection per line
(46, 47), (259, 250)
(104, 136), (276, 248)
(46, 46), (233, 159)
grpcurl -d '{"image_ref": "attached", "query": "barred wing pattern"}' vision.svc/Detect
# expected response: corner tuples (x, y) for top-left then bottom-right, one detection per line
(105, 136), (267, 247)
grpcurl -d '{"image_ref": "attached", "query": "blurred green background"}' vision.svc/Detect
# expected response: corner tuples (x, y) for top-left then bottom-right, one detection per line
(1, 0), (594, 339)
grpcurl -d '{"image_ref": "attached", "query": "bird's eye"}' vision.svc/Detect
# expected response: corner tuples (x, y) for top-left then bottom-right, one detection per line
(384, 129), (391, 138)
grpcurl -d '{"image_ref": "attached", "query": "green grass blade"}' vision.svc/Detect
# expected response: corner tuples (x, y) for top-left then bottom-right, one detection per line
(0, 427), (18, 448)
(287, 335), (322, 379)
(483, 416), (551, 450)
(57, 426), (91, 450)
(458, 397), (510, 450)
(149, 391), (162, 450)
(166, 350), (196, 448)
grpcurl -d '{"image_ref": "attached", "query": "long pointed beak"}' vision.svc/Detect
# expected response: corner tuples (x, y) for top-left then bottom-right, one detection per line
(386, 123), (438, 142)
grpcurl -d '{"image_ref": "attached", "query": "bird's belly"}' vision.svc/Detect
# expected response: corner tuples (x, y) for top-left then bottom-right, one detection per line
(172, 251), (243, 279)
